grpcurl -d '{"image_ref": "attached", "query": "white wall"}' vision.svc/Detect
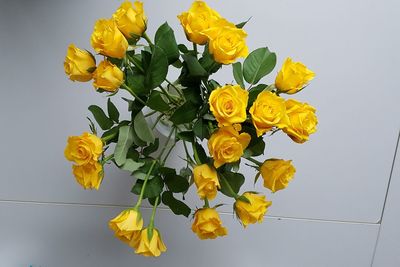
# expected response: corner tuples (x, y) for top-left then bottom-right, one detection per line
(0, 0), (399, 266)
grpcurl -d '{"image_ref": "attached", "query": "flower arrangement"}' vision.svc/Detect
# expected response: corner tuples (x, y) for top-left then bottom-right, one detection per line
(63, 0), (317, 257)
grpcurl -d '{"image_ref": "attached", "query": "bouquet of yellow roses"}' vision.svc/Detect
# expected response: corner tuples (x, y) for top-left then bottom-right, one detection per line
(63, 1), (317, 257)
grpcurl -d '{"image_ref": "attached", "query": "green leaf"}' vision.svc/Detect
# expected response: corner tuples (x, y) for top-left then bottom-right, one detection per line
(244, 137), (265, 157)
(107, 98), (120, 123)
(182, 87), (202, 105)
(146, 91), (170, 112)
(243, 47), (277, 85)
(181, 54), (208, 77)
(199, 48), (221, 74)
(193, 119), (210, 140)
(145, 46), (169, 90)
(131, 176), (164, 199)
(219, 171), (245, 198)
(162, 191), (191, 217)
(169, 102), (198, 125)
(248, 84), (268, 108)
(126, 71), (147, 95)
(176, 131), (195, 142)
(232, 62), (245, 88)
(164, 173), (189, 193)
(236, 17), (252, 29)
(143, 138), (159, 156)
(114, 126), (134, 166)
(121, 159), (145, 173)
(155, 22), (180, 64)
(133, 111), (155, 143)
(88, 105), (114, 130)
(194, 142), (208, 164)
(178, 44), (189, 53)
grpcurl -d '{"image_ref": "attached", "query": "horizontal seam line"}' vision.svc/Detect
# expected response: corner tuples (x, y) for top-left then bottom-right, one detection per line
(0, 199), (379, 226)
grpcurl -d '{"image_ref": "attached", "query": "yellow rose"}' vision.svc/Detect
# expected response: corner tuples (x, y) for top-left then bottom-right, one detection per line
(113, 1), (147, 39)
(283, 99), (318, 143)
(72, 161), (103, 190)
(92, 60), (124, 92)
(109, 209), (144, 244)
(249, 91), (288, 137)
(203, 19), (248, 64)
(191, 208), (228, 240)
(177, 1), (221, 45)
(208, 125), (251, 168)
(193, 164), (220, 200)
(275, 58), (315, 94)
(133, 228), (167, 257)
(64, 44), (96, 82)
(260, 159), (296, 193)
(234, 192), (271, 228)
(90, 18), (128, 59)
(64, 132), (103, 166)
(209, 84), (249, 127)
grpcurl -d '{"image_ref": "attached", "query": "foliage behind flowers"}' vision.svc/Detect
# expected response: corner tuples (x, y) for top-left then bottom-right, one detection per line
(63, 0), (317, 257)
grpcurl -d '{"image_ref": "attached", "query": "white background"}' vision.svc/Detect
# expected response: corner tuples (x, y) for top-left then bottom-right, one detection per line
(0, 0), (399, 266)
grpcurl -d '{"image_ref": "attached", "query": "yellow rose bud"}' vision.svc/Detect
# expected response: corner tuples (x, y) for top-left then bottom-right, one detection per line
(133, 228), (167, 257)
(64, 132), (103, 166)
(191, 208), (228, 240)
(209, 84), (249, 127)
(193, 164), (220, 200)
(64, 44), (96, 82)
(234, 192), (271, 228)
(113, 1), (147, 39)
(283, 99), (318, 143)
(92, 60), (124, 92)
(109, 209), (144, 244)
(72, 161), (103, 190)
(275, 58), (315, 94)
(203, 19), (249, 64)
(208, 125), (251, 168)
(260, 159), (296, 193)
(249, 91), (288, 137)
(90, 18), (128, 59)
(177, 1), (221, 45)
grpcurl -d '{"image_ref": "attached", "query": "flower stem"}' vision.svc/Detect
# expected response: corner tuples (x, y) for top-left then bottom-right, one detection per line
(165, 79), (184, 99)
(101, 154), (114, 164)
(142, 32), (153, 46)
(158, 85), (179, 104)
(135, 160), (157, 209)
(192, 142), (201, 165)
(161, 129), (177, 165)
(204, 198), (210, 208)
(245, 157), (263, 166)
(149, 195), (160, 228)
(151, 114), (164, 130)
(158, 127), (175, 160)
(183, 141), (195, 165)
(144, 110), (158, 118)
(193, 43), (198, 58)
(121, 83), (146, 105)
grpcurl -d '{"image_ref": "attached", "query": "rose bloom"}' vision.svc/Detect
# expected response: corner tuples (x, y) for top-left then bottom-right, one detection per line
(193, 164), (220, 200)
(64, 44), (96, 82)
(283, 99), (318, 143)
(72, 161), (103, 190)
(113, 1), (147, 39)
(92, 60), (124, 92)
(249, 91), (288, 137)
(208, 125), (251, 168)
(90, 18), (128, 59)
(191, 208), (228, 239)
(203, 19), (248, 64)
(209, 84), (248, 127)
(275, 57), (315, 94)
(234, 192), (271, 228)
(260, 159), (296, 193)
(132, 228), (167, 257)
(109, 209), (144, 244)
(64, 132), (103, 166)
(177, 0), (221, 45)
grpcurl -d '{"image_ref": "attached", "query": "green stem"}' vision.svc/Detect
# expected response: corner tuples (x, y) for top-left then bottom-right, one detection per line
(135, 160), (157, 209)
(193, 43), (198, 58)
(192, 142), (201, 165)
(245, 157), (263, 166)
(183, 141), (195, 165)
(161, 129), (177, 165)
(121, 83), (146, 105)
(143, 32), (153, 46)
(144, 110), (158, 118)
(148, 195), (160, 228)
(158, 127), (175, 160)
(126, 54), (144, 73)
(204, 198), (210, 208)
(151, 114), (164, 130)
(102, 132), (117, 143)
(101, 154), (114, 164)
(220, 173), (240, 200)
